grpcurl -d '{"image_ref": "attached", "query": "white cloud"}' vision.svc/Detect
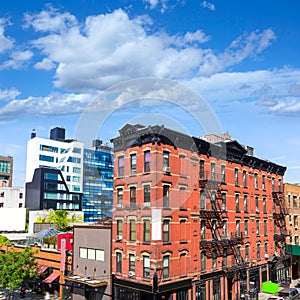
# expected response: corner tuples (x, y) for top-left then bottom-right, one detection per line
(0, 50), (33, 70)
(0, 92), (95, 120)
(201, 1), (215, 11)
(0, 18), (14, 54)
(23, 5), (77, 33)
(144, 0), (168, 12)
(23, 8), (277, 91)
(0, 88), (20, 101)
(34, 57), (56, 70)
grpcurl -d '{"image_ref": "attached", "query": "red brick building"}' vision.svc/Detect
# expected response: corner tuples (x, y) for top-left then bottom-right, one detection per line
(111, 124), (288, 300)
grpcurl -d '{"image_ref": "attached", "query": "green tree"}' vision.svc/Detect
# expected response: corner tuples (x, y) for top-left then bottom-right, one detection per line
(0, 248), (37, 299)
(0, 235), (10, 247)
(47, 210), (71, 232)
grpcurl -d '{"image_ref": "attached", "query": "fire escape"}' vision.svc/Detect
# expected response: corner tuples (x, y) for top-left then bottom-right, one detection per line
(199, 169), (248, 280)
(272, 183), (290, 261)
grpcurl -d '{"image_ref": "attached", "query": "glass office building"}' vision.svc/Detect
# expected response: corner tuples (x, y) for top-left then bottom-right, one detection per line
(83, 148), (114, 222)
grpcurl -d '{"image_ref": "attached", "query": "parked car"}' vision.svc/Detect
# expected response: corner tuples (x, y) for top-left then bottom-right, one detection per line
(278, 288), (300, 300)
(267, 297), (284, 300)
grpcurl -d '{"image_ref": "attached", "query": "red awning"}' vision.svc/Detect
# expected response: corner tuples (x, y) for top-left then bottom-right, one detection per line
(43, 272), (60, 283)
(37, 265), (48, 275)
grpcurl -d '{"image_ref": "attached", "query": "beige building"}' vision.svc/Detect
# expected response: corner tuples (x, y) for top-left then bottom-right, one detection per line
(285, 183), (300, 279)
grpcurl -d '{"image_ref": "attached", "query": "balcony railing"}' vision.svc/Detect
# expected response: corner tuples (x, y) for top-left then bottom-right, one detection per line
(199, 171), (225, 184)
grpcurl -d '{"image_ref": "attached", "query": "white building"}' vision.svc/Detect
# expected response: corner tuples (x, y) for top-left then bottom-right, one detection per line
(26, 127), (84, 193)
(0, 186), (25, 208)
(0, 186), (26, 232)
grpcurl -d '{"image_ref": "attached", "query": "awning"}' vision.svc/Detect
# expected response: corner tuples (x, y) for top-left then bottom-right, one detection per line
(43, 272), (60, 283)
(37, 265), (49, 275)
(65, 275), (107, 287)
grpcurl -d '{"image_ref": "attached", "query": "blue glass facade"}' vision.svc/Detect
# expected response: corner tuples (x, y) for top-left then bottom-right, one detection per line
(83, 148), (114, 222)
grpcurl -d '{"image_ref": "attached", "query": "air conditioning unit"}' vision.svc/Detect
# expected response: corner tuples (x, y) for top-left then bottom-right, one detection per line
(128, 271), (135, 277)
(117, 203), (122, 208)
(265, 254), (269, 259)
(144, 202), (150, 207)
(163, 167), (171, 173)
(116, 235), (122, 241)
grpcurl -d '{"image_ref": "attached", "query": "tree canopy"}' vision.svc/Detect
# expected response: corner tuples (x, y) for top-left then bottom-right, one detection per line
(0, 235), (10, 247)
(35, 210), (83, 232)
(0, 248), (38, 293)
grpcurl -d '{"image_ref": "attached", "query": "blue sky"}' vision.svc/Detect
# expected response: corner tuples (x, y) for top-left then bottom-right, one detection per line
(0, 0), (300, 186)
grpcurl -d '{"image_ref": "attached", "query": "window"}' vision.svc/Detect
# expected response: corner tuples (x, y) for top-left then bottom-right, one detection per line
(0, 193), (4, 198)
(163, 185), (170, 208)
(144, 184), (150, 205)
(255, 196), (259, 213)
(117, 188), (123, 206)
(72, 147), (81, 154)
(163, 220), (170, 242)
(293, 196), (297, 208)
(223, 248), (227, 266)
(272, 177), (275, 192)
(39, 154), (54, 162)
(116, 252), (122, 273)
(212, 220), (217, 239)
(163, 256), (170, 278)
(221, 165), (226, 182)
(196, 283), (206, 300)
(129, 220), (136, 241)
(201, 251), (206, 271)
(294, 215), (298, 227)
(212, 249), (217, 268)
(244, 194), (248, 212)
(144, 220), (150, 242)
(96, 250), (104, 261)
(245, 220), (249, 237)
(264, 220), (267, 235)
(211, 192), (216, 210)
(130, 187), (136, 207)
(211, 163), (215, 181)
(118, 156), (124, 177)
(245, 245), (249, 261)
(19, 203), (23, 208)
(222, 193), (226, 210)
(200, 160), (205, 180)
(264, 243), (268, 258)
(129, 254), (135, 272)
(263, 197), (267, 213)
(143, 256), (150, 278)
(222, 220), (227, 238)
(163, 151), (169, 168)
(200, 190), (205, 209)
(235, 194), (240, 212)
(257, 244), (261, 260)
(201, 220), (206, 239)
(144, 151), (150, 173)
(256, 219), (260, 236)
(67, 156), (81, 163)
(288, 195), (291, 208)
(243, 170), (247, 187)
(262, 175), (265, 190)
(234, 168), (239, 186)
(117, 220), (123, 238)
(130, 154), (136, 175)
(236, 246), (241, 264)
(87, 248), (95, 260)
(236, 220), (241, 237)
(79, 247), (87, 258)
(254, 173), (258, 189)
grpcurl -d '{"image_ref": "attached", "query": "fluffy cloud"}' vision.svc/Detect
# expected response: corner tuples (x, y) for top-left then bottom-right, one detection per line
(0, 50), (33, 70)
(0, 18), (14, 54)
(0, 88), (20, 101)
(201, 1), (215, 11)
(23, 8), (276, 91)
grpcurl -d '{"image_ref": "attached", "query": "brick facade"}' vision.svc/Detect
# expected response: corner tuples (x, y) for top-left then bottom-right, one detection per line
(111, 124), (288, 300)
